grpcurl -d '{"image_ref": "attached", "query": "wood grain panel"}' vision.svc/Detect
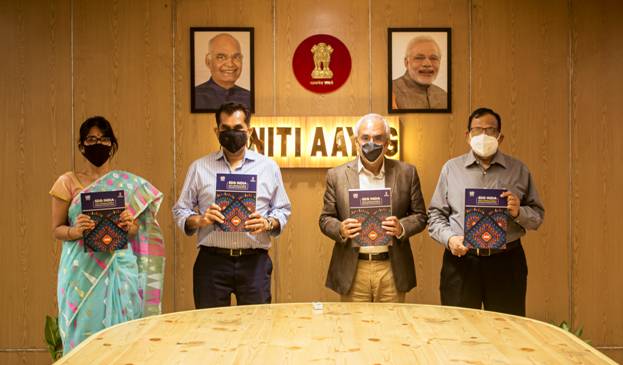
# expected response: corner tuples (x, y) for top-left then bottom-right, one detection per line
(72, 0), (175, 312)
(272, 0), (370, 303)
(274, 169), (339, 302)
(571, 0), (623, 349)
(275, 0), (370, 116)
(0, 0), (71, 350)
(471, 0), (570, 322)
(173, 0), (274, 311)
(0, 352), (54, 365)
(600, 349), (623, 364)
(370, 0), (471, 305)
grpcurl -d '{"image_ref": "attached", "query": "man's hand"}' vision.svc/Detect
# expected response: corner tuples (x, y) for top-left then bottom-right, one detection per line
(245, 212), (270, 235)
(382, 216), (403, 237)
(340, 218), (361, 239)
(501, 191), (520, 218)
(196, 204), (224, 227)
(448, 235), (468, 257)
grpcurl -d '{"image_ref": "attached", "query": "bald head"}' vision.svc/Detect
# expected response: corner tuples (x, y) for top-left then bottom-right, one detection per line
(206, 33), (243, 89)
(354, 113), (391, 138)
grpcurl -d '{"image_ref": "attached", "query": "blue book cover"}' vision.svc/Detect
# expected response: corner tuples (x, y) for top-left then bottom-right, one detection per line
(349, 188), (392, 247)
(215, 174), (257, 232)
(464, 188), (508, 249)
(81, 190), (127, 252)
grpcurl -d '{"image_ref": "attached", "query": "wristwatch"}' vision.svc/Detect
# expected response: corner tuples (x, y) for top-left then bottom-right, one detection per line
(266, 217), (274, 232)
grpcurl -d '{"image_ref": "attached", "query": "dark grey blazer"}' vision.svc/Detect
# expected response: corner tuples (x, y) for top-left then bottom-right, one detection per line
(319, 158), (428, 295)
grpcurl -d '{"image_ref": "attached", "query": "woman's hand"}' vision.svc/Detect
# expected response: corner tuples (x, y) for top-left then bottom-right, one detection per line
(73, 214), (96, 236)
(117, 209), (139, 236)
(117, 209), (138, 237)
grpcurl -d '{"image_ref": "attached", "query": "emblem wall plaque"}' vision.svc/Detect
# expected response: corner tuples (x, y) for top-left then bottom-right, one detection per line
(292, 34), (351, 93)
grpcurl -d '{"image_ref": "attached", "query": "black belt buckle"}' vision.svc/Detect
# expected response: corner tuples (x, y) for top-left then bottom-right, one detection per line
(476, 248), (492, 256)
(358, 252), (389, 261)
(229, 249), (243, 257)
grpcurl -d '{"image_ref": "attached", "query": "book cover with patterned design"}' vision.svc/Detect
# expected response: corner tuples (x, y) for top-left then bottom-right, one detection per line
(349, 188), (392, 247)
(81, 190), (127, 252)
(464, 188), (508, 249)
(215, 173), (257, 232)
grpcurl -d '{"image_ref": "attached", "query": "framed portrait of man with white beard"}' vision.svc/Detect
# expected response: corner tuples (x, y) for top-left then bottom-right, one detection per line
(388, 28), (451, 113)
(191, 27), (254, 113)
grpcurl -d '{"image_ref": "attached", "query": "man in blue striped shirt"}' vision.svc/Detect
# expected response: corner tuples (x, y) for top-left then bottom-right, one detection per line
(173, 102), (291, 308)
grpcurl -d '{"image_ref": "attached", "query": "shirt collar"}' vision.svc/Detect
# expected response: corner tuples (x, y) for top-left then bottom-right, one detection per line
(357, 157), (386, 178)
(464, 150), (507, 169)
(215, 148), (258, 164)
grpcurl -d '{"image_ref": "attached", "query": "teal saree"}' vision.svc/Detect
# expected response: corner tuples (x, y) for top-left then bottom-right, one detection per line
(57, 170), (165, 354)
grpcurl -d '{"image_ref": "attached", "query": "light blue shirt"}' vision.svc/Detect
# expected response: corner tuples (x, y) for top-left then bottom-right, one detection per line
(172, 149), (291, 249)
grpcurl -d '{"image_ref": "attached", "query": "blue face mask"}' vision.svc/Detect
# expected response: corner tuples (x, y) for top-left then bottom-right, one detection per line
(361, 141), (384, 163)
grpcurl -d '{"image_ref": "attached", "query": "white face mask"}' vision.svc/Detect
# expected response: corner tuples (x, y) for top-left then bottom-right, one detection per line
(470, 133), (499, 158)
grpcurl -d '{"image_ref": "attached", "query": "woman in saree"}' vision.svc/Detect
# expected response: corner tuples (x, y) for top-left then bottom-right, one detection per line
(49, 116), (165, 354)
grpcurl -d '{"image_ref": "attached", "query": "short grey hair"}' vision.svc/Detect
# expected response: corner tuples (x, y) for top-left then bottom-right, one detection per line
(354, 113), (391, 137)
(405, 35), (442, 59)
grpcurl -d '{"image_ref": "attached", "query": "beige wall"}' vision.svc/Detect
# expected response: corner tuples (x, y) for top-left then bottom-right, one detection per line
(1, 0), (621, 363)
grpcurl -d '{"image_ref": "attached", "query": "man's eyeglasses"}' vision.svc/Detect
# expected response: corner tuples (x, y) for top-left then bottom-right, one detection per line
(469, 127), (499, 137)
(84, 136), (112, 146)
(359, 135), (387, 144)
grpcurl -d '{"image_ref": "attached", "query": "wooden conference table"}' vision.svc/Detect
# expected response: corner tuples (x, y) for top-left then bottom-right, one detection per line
(55, 302), (615, 364)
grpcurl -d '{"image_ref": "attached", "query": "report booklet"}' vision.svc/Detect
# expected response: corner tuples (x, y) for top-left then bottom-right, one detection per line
(349, 188), (392, 247)
(464, 188), (508, 249)
(215, 173), (257, 232)
(81, 190), (127, 252)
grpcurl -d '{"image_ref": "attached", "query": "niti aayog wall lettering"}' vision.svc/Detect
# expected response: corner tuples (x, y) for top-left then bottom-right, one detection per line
(249, 116), (401, 168)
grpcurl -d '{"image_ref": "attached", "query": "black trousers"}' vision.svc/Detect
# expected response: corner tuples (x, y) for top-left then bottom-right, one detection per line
(439, 241), (528, 316)
(193, 246), (273, 309)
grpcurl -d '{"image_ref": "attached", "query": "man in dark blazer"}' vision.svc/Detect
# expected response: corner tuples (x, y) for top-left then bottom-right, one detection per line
(319, 114), (427, 302)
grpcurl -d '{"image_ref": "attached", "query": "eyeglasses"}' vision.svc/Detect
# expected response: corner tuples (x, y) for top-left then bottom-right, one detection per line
(211, 53), (243, 63)
(359, 135), (387, 144)
(84, 136), (112, 146)
(469, 127), (499, 136)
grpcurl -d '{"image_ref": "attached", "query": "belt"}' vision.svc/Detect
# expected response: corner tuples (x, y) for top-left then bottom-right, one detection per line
(358, 252), (390, 261)
(201, 246), (267, 257)
(467, 240), (520, 257)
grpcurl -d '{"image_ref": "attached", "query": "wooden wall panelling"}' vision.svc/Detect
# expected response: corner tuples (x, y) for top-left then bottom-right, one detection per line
(471, 0), (570, 322)
(370, 0), (471, 305)
(174, 0), (275, 310)
(571, 0), (623, 358)
(0, 352), (55, 365)
(0, 0), (71, 360)
(72, 0), (175, 311)
(273, 0), (370, 302)
(275, 0), (370, 116)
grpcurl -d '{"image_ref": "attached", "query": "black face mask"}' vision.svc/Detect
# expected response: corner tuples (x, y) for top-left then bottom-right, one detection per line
(360, 141), (384, 163)
(82, 144), (112, 167)
(219, 130), (248, 153)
